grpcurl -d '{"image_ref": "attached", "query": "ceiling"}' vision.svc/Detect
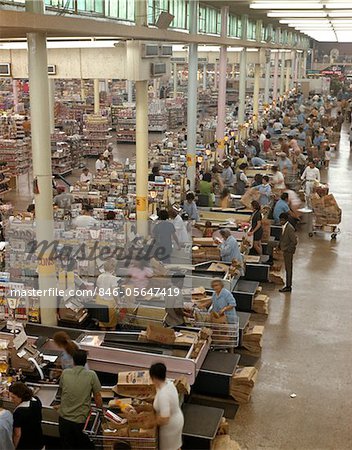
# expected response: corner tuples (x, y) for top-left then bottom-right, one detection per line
(203, 0), (352, 42)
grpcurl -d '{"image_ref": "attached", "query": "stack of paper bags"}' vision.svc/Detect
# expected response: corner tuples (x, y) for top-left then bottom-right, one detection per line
(240, 188), (261, 209)
(212, 435), (241, 450)
(252, 294), (270, 315)
(270, 264), (285, 285)
(190, 287), (212, 309)
(229, 366), (259, 404)
(242, 325), (264, 354)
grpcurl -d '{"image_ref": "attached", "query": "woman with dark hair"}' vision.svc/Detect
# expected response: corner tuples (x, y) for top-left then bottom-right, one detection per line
(9, 382), (43, 450)
(248, 200), (263, 255)
(152, 210), (180, 263)
(53, 331), (79, 369)
(150, 363), (184, 450)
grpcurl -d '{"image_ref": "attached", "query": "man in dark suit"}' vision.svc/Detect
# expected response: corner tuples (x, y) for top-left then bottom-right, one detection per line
(278, 212), (298, 292)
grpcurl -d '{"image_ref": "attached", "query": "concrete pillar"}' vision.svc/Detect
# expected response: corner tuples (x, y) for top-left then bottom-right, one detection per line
(135, 0), (149, 236)
(202, 63), (207, 90)
(12, 79), (19, 111)
(232, 63), (236, 79)
(216, 6), (229, 142)
(264, 55), (270, 104)
(273, 52), (279, 101)
(135, 80), (149, 236)
(302, 51), (307, 79)
(94, 78), (100, 114)
(80, 79), (85, 101)
(25, 0), (57, 326)
(280, 52), (285, 96)
(253, 63), (260, 131)
(173, 62), (178, 97)
(187, 0), (198, 191)
(127, 80), (133, 103)
(285, 60), (291, 93)
(48, 78), (55, 133)
(214, 61), (218, 89)
(238, 48), (247, 126)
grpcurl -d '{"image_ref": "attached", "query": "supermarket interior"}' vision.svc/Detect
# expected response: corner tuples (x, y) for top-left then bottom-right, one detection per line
(0, 1), (352, 449)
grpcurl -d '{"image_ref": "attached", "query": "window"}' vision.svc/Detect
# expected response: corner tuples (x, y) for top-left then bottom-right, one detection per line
(169, 0), (187, 29)
(248, 20), (256, 40)
(228, 14), (242, 39)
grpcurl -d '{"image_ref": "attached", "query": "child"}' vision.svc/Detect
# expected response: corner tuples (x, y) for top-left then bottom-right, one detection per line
(324, 145), (331, 169)
(203, 221), (213, 238)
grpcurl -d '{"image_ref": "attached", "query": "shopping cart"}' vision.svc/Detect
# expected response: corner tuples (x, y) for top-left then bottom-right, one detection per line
(83, 408), (158, 450)
(188, 311), (239, 350)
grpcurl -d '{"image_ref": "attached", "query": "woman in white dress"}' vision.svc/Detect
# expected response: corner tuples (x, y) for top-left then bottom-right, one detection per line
(150, 362), (184, 450)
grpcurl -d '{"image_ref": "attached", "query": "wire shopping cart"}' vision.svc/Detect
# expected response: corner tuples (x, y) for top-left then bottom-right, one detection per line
(83, 408), (158, 450)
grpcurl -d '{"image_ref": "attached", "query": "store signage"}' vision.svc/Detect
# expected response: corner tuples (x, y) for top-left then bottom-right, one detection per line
(136, 196), (147, 212)
(320, 65), (344, 76)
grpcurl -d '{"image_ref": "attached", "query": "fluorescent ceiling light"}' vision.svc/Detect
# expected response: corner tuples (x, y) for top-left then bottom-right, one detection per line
(328, 11), (352, 17)
(251, 2), (322, 9)
(0, 40), (120, 49)
(324, 2), (352, 8)
(268, 11), (327, 17)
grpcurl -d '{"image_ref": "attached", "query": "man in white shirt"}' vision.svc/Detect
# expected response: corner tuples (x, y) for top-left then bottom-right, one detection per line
(271, 165), (286, 191)
(259, 126), (267, 151)
(301, 160), (320, 205)
(95, 154), (106, 172)
(80, 168), (93, 184)
(73, 205), (99, 228)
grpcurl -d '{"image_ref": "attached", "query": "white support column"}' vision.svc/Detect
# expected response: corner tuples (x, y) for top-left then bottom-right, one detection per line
(12, 79), (19, 111)
(302, 51), (307, 78)
(25, 0), (57, 326)
(94, 78), (100, 114)
(135, 0), (149, 236)
(48, 78), (55, 133)
(253, 63), (260, 131)
(214, 61), (218, 90)
(273, 51), (279, 101)
(215, 6), (229, 142)
(280, 52), (285, 96)
(173, 62), (178, 97)
(264, 54), (271, 104)
(291, 51), (296, 89)
(187, 0), (198, 191)
(238, 48), (247, 126)
(202, 63), (207, 90)
(127, 80), (133, 103)
(285, 60), (291, 93)
(80, 79), (85, 102)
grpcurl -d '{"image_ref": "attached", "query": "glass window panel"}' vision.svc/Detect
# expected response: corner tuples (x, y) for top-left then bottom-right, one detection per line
(94, 0), (103, 13)
(77, 0), (86, 11)
(127, 0), (134, 21)
(119, 0), (127, 19)
(107, 0), (118, 17)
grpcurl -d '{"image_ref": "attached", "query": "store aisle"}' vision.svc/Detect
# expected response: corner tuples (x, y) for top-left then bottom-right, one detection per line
(232, 124), (352, 450)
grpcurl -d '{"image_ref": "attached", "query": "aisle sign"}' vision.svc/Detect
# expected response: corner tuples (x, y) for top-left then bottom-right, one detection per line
(186, 154), (195, 166)
(136, 196), (147, 212)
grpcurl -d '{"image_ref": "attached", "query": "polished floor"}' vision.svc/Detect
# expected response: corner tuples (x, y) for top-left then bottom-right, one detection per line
(5, 128), (352, 449)
(232, 124), (352, 450)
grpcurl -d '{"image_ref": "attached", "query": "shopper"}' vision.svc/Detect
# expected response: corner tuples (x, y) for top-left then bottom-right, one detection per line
(95, 154), (106, 172)
(152, 210), (180, 263)
(251, 173), (263, 188)
(235, 151), (248, 172)
(182, 192), (199, 221)
(254, 175), (272, 207)
(278, 213), (298, 293)
(271, 165), (286, 191)
(150, 362), (184, 450)
(53, 186), (74, 211)
(251, 156), (266, 167)
(72, 204), (98, 228)
(164, 274), (187, 328)
(58, 350), (102, 450)
(216, 228), (243, 265)
(219, 188), (231, 208)
(128, 258), (153, 290)
(9, 382), (43, 450)
(168, 208), (189, 245)
(301, 160), (320, 204)
(148, 166), (161, 182)
(234, 163), (248, 195)
(96, 259), (120, 329)
(248, 200), (263, 256)
(221, 160), (234, 188)
(80, 167), (93, 184)
(53, 331), (79, 370)
(210, 278), (237, 324)
(199, 172), (213, 206)
(0, 399), (14, 450)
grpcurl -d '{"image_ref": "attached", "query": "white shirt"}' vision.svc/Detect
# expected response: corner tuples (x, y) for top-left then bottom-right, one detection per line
(73, 215), (99, 228)
(271, 171), (286, 190)
(273, 121), (283, 131)
(95, 159), (106, 171)
(96, 271), (120, 300)
(282, 221), (289, 234)
(80, 172), (93, 183)
(301, 166), (320, 183)
(172, 215), (189, 244)
(103, 149), (110, 159)
(259, 132), (266, 149)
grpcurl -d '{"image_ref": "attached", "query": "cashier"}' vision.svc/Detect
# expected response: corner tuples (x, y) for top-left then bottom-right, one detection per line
(216, 228), (243, 265)
(95, 154), (106, 172)
(96, 259), (120, 329)
(80, 167), (93, 184)
(210, 278), (237, 324)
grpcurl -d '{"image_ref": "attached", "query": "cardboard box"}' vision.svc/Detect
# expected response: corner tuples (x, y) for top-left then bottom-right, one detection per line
(113, 371), (156, 398)
(146, 324), (176, 345)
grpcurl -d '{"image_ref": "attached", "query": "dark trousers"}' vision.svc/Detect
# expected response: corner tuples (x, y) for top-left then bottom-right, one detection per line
(59, 416), (94, 450)
(283, 252), (294, 287)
